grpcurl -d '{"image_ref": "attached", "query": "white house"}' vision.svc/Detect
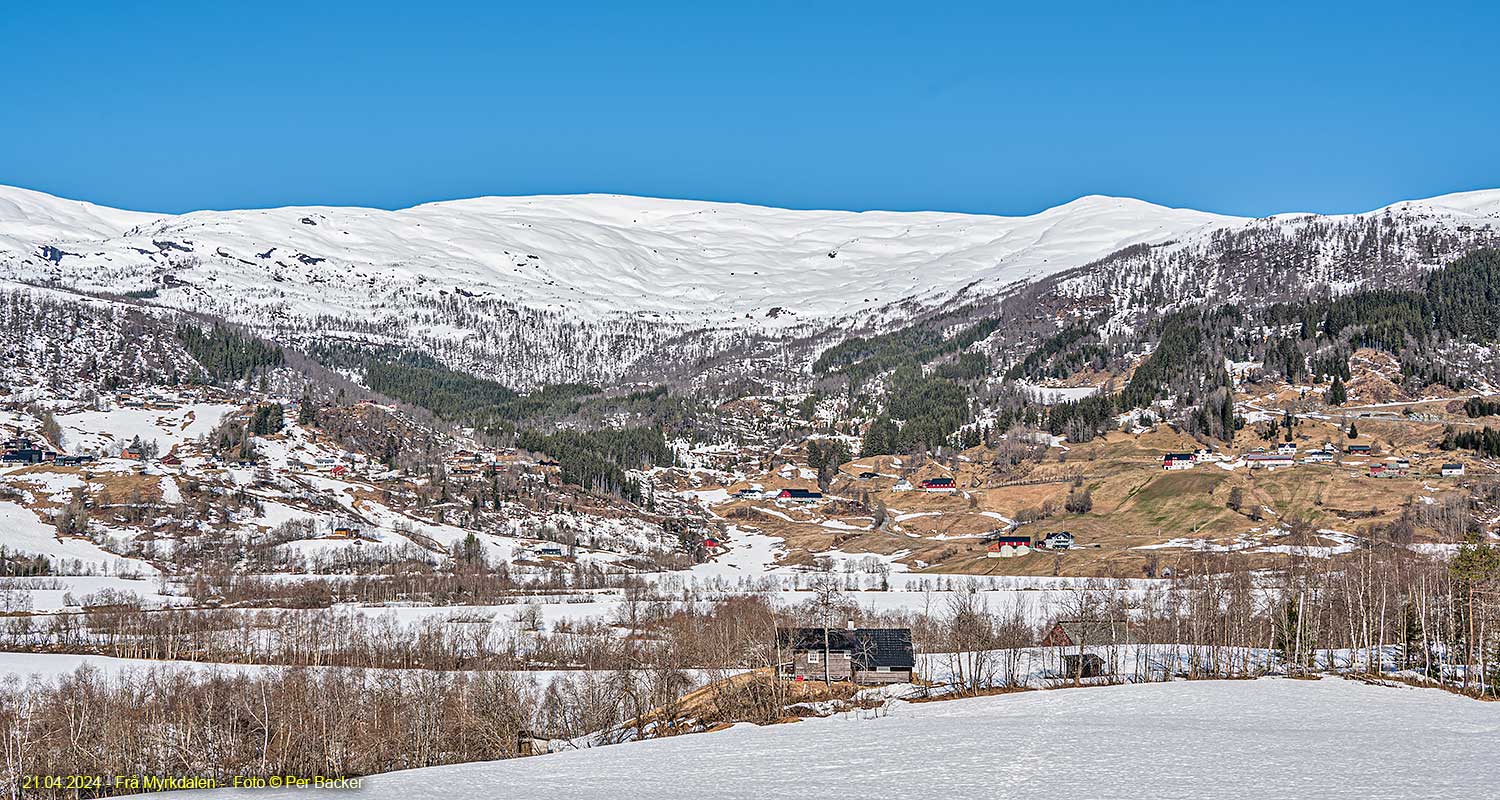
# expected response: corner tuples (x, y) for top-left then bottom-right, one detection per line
(1043, 531), (1076, 550)
(1162, 453), (1195, 471)
(1246, 453), (1295, 469)
(1441, 463), (1466, 477)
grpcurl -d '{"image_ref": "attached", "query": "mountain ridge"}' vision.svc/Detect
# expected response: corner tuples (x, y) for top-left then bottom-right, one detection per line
(3, 183), (1499, 388)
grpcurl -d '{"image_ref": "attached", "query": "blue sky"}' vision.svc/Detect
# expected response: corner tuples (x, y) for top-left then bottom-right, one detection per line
(2, 1), (1497, 216)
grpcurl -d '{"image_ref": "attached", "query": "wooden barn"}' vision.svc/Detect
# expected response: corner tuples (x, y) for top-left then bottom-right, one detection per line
(777, 625), (915, 685)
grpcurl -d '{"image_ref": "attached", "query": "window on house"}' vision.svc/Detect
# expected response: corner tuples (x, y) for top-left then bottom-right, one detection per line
(807, 651), (821, 663)
(876, 666), (891, 672)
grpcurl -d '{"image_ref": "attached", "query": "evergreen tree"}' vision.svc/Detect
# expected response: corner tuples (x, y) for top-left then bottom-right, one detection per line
(297, 388), (317, 426)
(250, 403), (284, 436)
(806, 439), (849, 492)
(1327, 376), (1347, 406)
(860, 416), (900, 456)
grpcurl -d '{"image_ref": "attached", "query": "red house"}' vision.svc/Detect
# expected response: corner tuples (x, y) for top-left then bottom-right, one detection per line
(1162, 453), (1195, 471)
(921, 476), (956, 490)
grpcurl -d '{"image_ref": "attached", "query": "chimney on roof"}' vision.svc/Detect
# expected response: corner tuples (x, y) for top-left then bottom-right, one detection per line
(846, 619), (856, 631)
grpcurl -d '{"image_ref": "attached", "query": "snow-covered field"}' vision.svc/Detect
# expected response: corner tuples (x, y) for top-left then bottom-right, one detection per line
(165, 678), (1497, 799)
(0, 501), (157, 575)
(56, 403), (236, 455)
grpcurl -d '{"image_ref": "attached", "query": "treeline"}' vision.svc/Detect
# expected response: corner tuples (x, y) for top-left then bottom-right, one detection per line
(176, 321), (283, 384)
(1262, 248), (1500, 386)
(363, 353), (526, 418)
(1120, 307), (1237, 412)
(336, 349), (694, 505)
(357, 350), (696, 433)
(0, 548), (51, 577)
(860, 365), (972, 455)
(3, 596), (782, 798)
(1004, 316), (1109, 381)
(1097, 307), (1241, 442)
(1443, 426), (1500, 457)
(813, 311), (1000, 383)
(516, 427), (674, 503)
(3, 666), (545, 798)
(1463, 397), (1500, 418)
(0, 290), (198, 392)
(1044, 392), (1122, 443)
(8, 535), (1500, 798)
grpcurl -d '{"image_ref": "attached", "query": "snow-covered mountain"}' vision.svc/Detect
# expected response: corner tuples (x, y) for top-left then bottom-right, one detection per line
(0, 186), (1232, 321)
(1049, 189), (1500, 334)
(2, 184), (1498, 387)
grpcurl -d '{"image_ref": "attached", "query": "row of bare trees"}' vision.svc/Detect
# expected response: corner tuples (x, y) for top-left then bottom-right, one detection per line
(896, 545), (1500, 695)
(4, 542), (1498, 797)
(0, 665), (540, 800)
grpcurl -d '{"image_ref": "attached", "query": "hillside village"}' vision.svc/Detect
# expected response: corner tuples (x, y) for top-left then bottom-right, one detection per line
(1, 336), (1495, 597)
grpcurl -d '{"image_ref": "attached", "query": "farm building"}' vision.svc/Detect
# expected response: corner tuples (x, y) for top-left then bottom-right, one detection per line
(985, 533), (1032, 558)
(1041, 620), (1135, 648)
(1043, 531), (1075, 550)
(1162, 453), (1195, 471)
(776, 625), (915, 685)
(1, 448), (49, 465)
(778, 488), (823, 501)
(920, 476), (956, 491)
(1060, 652), (1108, 679)
(1442, 463), (1465, 477)
(1245, 453), (1294, 469)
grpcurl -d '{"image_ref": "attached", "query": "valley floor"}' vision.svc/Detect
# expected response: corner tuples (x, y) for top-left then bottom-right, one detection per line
(164, 677), (1497, 800)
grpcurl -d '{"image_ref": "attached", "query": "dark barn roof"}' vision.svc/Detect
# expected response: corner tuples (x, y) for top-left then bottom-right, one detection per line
(778, 627), (915, 670)
(1050, 620), (1134, 646)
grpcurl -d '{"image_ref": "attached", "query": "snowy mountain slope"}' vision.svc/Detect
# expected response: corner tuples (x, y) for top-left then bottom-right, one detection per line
(2, 184), (1498, 386)
(0, 185), (156, 252)
(0, 187), (1232, 325)
(1049, 188), (1500, 332)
